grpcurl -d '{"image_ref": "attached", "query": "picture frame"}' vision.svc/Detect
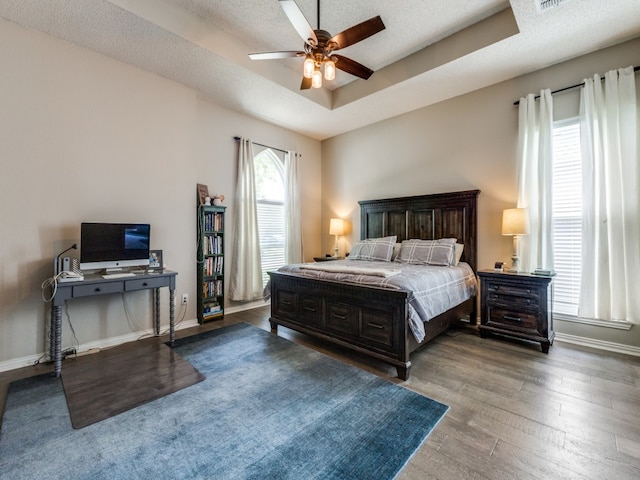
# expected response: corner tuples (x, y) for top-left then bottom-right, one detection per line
(149, 250), (163, 270)
(197, 183), (209, 205)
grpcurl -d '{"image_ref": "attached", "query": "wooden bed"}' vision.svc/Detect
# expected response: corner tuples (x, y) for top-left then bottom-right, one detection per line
(268, 189), (479, 380)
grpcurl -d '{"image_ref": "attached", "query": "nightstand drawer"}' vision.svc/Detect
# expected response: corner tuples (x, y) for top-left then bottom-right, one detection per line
(484, 281), (537, 298)
(487, 307), (539, 332)
(487, 293), (540, 312)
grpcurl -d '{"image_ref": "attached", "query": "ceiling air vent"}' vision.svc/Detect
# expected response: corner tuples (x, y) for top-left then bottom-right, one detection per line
(537, 0), (570, 12)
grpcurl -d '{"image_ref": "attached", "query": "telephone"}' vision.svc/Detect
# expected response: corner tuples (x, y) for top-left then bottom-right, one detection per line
(58, 270), (84, 282)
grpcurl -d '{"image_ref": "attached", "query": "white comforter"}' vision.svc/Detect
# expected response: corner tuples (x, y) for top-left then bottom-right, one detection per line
(266, 260), (478, 343)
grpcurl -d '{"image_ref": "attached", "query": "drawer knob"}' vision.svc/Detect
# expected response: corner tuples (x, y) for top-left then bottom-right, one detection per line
(333, 314), (347, 320)
(142, 282), (148, 287)
(503, 315), (522, 322)
(367, 322), (384, 330)
(94, 288), (101, 292)
(304, 306), (317, 312)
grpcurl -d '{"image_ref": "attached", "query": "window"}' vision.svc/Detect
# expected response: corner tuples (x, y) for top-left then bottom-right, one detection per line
(551, 119), (582, 316)
(254, 149), (285, 286)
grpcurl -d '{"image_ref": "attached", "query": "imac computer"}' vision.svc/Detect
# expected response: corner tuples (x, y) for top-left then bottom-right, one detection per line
(80, 223), (150, 273)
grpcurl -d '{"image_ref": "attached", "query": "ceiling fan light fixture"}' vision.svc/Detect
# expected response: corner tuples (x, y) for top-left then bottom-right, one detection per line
(311, 67), (323, 88)
(323, 58), (335, 81)
(303, 54), (315, 78)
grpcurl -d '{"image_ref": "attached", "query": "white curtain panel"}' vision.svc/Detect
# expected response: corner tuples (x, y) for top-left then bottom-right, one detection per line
(284, 151), (304, 263)
(229, 138), (264, 301)
(579, 66), (640, 324)
(516, 89), (554, 273)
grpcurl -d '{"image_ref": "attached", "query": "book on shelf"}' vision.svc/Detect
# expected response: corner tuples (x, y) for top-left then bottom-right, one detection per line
(203, 211), (224, 232)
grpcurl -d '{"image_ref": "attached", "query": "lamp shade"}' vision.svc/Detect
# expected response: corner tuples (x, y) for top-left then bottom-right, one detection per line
(329, 218), (345, 236)
(502, 208), (530, 236)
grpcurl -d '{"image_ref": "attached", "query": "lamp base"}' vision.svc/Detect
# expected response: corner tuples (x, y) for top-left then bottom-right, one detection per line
(509, 253), (520, 272)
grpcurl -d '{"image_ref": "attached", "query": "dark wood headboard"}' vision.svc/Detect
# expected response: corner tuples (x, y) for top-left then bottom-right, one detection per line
(359, 190), (480, 272)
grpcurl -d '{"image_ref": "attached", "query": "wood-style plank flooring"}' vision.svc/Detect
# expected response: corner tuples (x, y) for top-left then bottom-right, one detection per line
(2, 306), (640, 479)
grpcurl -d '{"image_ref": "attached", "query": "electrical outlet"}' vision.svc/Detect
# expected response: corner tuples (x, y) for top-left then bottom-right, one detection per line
(181, 294), (188, 305)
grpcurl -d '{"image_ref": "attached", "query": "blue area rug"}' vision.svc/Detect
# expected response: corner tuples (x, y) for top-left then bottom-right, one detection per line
(0, 323), (448, 479)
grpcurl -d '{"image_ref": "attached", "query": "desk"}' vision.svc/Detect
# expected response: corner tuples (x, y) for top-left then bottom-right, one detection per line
(50, 270), (177, 377)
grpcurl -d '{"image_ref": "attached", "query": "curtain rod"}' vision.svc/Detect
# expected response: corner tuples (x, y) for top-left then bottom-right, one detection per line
(233, 136), (288, 154)
(512, 65), (640, 106)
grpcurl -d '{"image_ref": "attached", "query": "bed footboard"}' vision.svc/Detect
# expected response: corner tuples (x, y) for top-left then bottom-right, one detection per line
(268, 271), (414, 379)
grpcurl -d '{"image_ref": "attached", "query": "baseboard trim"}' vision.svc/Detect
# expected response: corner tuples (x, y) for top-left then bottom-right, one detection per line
(0, 319), (200, 373)
(555, 332), (640, 357)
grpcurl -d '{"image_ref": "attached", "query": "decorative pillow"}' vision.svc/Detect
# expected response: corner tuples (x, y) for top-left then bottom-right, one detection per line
(395, 238), (457, 266)
(454, 243), (464, 266)
(391, 243), (402, 261)
(348, 236), (397, 262)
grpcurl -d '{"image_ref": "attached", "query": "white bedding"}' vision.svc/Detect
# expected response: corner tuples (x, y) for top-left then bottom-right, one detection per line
(298, 263), (400, 277)
(266, 259), (478, 343)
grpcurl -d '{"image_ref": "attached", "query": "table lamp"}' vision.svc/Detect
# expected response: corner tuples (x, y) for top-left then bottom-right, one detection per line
(329, 218), (345, 258)
(502, 208), (530, 272)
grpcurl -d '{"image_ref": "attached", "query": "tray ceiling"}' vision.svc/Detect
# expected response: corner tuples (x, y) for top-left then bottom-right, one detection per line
(1, 0), (639, 139)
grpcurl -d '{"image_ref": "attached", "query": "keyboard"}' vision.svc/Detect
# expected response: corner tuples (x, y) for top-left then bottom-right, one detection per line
(101, 273), (136, 279)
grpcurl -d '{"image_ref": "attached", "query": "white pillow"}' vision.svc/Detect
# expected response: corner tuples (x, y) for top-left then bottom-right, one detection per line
(394, 238), (457, 266)
(348, 236), (397, 262)
(454, 243), (464, 266)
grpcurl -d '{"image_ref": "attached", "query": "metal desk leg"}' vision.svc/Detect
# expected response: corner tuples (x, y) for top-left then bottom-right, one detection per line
(153, 287), (160, 336)
(169, 288), (175, 345)
(51, 304), (62, 377)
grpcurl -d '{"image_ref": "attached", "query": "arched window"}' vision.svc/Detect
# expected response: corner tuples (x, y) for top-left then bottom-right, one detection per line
(254, 149), (285, 286)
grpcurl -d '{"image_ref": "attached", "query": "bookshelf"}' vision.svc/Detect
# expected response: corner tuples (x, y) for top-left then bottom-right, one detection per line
(197, 205), (226, 323)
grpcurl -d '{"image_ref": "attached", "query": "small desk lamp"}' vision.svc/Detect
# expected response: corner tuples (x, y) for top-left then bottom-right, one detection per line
(329, 218), (345, 258)
(502, 208), (530, 272)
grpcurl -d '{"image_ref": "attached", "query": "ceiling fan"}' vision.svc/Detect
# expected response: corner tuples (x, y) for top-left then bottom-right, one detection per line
(249, 0), (385, 89)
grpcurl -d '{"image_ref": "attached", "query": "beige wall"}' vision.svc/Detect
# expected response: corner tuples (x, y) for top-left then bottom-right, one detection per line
(321, 37), (640, 348)
(1, 13), (638, 368)
(0, 18), (321, 367)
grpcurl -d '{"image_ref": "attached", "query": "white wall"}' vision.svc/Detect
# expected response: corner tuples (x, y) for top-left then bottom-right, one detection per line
(321, 37), (640, 349)
(0, 18), (321, 367)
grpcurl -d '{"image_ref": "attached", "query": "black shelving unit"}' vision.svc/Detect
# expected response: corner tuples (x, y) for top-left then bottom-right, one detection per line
(197, 205), (226, 323)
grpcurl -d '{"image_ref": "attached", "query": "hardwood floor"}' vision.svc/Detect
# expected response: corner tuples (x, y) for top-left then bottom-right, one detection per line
(2, 306), (640, 479)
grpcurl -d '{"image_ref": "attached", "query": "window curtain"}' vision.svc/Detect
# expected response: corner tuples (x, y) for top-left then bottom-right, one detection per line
(516, 89), (554, 273)
(229, 137), (264, 301)
(284, 150), (303, 263)
(579, 66), (640, 324)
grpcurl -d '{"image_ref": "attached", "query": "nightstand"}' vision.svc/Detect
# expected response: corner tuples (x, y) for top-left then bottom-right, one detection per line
(477, 270), (555, 353)
(313, 256), (344, 262)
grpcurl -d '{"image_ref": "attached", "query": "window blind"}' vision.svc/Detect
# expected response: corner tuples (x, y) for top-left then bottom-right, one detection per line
(552, 121), (582, 315)
(257, 200), (285, 286)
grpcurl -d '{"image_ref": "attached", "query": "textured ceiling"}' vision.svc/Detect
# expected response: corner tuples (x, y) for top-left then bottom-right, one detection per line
(1, 0), (640, 139)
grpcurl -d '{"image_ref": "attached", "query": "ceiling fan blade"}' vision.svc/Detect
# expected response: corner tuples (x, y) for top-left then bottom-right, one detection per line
(333, 54), (374, 80)
(249, 51), (304, 60)
(328, 16), (385, 50)
(300, 76), (312, 90)
(279, 0), (318, 45)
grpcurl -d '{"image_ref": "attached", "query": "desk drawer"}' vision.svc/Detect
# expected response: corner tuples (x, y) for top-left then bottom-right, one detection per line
(125, 276), (167, 291)
(73, 281), (123, 297)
